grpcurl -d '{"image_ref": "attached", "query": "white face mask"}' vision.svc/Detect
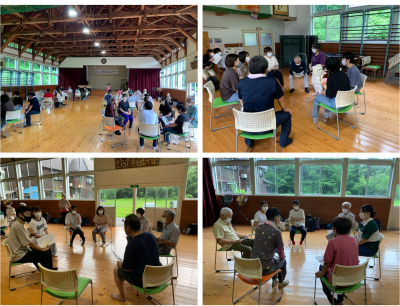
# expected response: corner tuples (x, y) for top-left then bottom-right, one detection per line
(359, 212), (365, 219)
(312, 48), (317, 53)
(341, 59), (347, 66)
(123, 98), (127, 101)
(136, 214), (142, 218)
(293, 206), (299, 211)
(246, 56), (250, 63)
(161, 217), (167, 224)
(35, 212), (41, 218)
(225, 217), (232, 223)
(218, 52), (222, 55)
(342, 208), (348, 214)
(72, 211), (77, 215)
(210, 53), (215, 57)
(262, 206), (268, 212)
(296, 63), (301, 66)
(267, 52), (272, 57)
(161, 101), (165, 105)
(98, 210), (103, 214)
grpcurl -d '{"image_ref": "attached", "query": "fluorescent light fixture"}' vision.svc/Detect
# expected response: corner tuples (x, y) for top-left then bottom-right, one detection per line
(101, 51), (106, 54)
(83, 28), (90, 34)
(69, 9), (77, 17)
(94, 42), (100, 47)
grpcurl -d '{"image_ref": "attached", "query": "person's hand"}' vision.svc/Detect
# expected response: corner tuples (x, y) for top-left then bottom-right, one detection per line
(156, 238), (162, 243)
(284, 108), (292, 115)
(315, 271), (324, 278)
(205, 66), (210, 70)
(236, 239), (244, 244)
(42, 245), (50, 252)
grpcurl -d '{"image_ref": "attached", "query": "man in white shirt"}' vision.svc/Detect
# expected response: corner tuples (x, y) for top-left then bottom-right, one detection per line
(264, 46), (285, 90)
(65, 205), (85, 247)
(289, 200), (307, 245)
(138, 101), (159, 150)
(326, 202), (356, 241)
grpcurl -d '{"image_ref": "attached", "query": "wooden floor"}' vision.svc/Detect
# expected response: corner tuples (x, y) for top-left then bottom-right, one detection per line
(1, 224), (198, 305)
(203, 68), (400, 152)
(0, 95), (198, 153)
(203, 225), (400, 305)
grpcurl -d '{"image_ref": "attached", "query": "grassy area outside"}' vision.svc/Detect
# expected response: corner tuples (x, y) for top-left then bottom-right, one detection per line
(394, 199), (399, 207)
(101, 197), (177, 217)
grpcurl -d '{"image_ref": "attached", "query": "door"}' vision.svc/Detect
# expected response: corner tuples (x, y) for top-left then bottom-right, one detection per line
(99, 189), (117, 227)
(389, 184), (399, 229)
(242, 30), (259, 58)
(259, 30), (275, 56)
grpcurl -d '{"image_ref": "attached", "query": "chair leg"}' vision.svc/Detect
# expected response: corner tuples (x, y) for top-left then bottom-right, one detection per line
(273, 270), (284, 305)
(232, 272), (236, 304)
(316, 110), (340, 140)
(236, 130), (238, 153)
(41, 285), (43, 305)
(258, 279), (261, 305)
(171, 279), (175, 305)
(91, 280), (94, 305)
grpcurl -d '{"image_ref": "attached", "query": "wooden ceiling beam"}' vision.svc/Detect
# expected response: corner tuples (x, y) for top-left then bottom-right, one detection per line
(18, 41), (33, 57)
(52, 54), (62, 65)
(32, 43), (47, 60)
(1, 26), (23, 52)
(171, 19), (197, 45)
(43, 51), (54, 62)
(168, 37), (186, 52)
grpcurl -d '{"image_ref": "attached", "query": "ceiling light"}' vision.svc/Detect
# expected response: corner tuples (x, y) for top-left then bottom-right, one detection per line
(94, 42), (100, 47)
(83, 28), (90, 34)
(69, 9), (77, 17)
(101, 51), (105, 54)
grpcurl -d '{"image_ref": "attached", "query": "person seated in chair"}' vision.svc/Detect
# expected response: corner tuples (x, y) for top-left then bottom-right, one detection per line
(12, 91), (24, 110)
(162, 104), (190, 145)
(92, 206), (110, 247)
(236, 51), (250, 79)
(138, 101), (159, 150)
(6, 205), (55, 271)
(342, 52), (363, 93)
(264, 47), (284, 90)
(311, 57), (351, 125)
(315, 216), (358, 305)
(289, 200), (306, 245)
(203, 49), (216, 80)
(28, 206), (58, 257)
(157, 209), (180, 255)
(251, 207), (289, 288)
(75, 87), (81, 101)
(118, 93), (133, 129)
(105, 96), (123, 136)
(220, 54), (240, 102)
(357, 204), (380, 256)
(326, 202), (355, 241)
(126, 208), (151, 243)
(213, 207), (254, 258)
(1, 94), (16, 130)
(254, 201), (268, 227)
(65, 205), (85, 247)
(186, 97), (198, 128)
(238, 56), (293, 150)
(112, 214), (161, 302)
(289, 56), (310, 93)
(24, 91), (41, 127)
(44, 88), (54, 100)
(158, 97), (173, 128)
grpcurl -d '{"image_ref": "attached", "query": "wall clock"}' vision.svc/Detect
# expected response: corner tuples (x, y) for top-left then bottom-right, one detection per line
(273, 5), (289, 16)
(101, 58), (107, 64)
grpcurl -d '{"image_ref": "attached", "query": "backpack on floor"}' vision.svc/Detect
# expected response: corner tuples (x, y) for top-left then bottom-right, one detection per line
(306, 218), (316, 232)
(81, 217), (90, 226)
(208, 76), (219, 91)
(157, 221), (163, 232)
(314, 217), (321, 230)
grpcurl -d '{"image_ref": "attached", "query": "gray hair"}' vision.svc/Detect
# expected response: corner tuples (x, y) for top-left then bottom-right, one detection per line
(110, 95), (117, 102)
(294, 56), (301, 62)
(164, 209), (176, 220)
(342, 202), (352, 208)
(220, 207), (232, 217)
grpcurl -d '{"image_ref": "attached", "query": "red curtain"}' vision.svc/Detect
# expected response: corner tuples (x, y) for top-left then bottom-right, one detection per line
(59, 68), (87, 89)
(128, 69), (161, 97)
(203, 158), (220, 227)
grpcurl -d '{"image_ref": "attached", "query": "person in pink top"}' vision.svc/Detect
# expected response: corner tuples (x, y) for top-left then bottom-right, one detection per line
(106, 84), (111, 91)
(92, 206), (110, 247)
(315, 216), (359, 304)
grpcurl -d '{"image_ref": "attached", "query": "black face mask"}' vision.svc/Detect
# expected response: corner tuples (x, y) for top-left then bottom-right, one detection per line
(21, 215), (32, 223)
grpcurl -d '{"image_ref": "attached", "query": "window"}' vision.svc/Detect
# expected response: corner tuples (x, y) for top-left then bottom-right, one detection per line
(137, 187), (146, 209)
(33, 63), (41, 72)
(68, 175), (94, 199)
(116, 188), (134, 217)
(395, 185), (399, 207)
(243, 32), (258, 46)
(171, 63), (177, 74)
(51, 75), (58, 85)
(21, 179), (39, 199)
(42, 177), (64, 199)
(168, 187), (179, 208)
(171, 74), (178, 89)
(186, 166), (198, 198)
(67, 158), (94, 172)
(179, 73), (186, 90)
(2, 181), (18, 199)
(100, 189), (116, 206)
(26, 48), (33, 54)
(19, 161), (37, 177)
(157, 187), (168, 207)
(178, 60), (186, 73)
(257, 165), (295, 195)
(4, 58), (17, 69)
(145, 187), (156, 207)
(42, 74), (51, 85)
(40, 159), (62, 174)
(43, 65), (51, 73)
(33, 73), (41, 85)
(1, 165), (16, 179)
(213, 163), (252, 195)
(313, 15), (340, 41)
(19, 61), (30, 71)
(301, 164), (342, 195)
(51, 67), (58, 74)
(313, 5), (342, 13)
(187, 82), (198, 105)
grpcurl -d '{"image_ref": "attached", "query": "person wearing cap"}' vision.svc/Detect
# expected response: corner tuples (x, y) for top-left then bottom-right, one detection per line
(58, 193), (71, 229)
(12, 91), (24, 110)
(24, 91), (41, 127)
(326, 202), (355, 241)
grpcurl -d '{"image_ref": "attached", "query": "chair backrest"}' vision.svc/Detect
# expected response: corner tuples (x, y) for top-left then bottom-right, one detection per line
(331, 260), (369, 287)
(335, 86), (357, 108)
(232, 108), (276, 133)
(231, 250), (262, 279)
(35, 91), (43, 98)
(6, 110), (22, 121)
(251, 219), (255, 232)
(363, 56), (371, 66)
(129, 102), (136, 108)
(102, 101), (107, 107)
(138, 122), (160, 136)
(142, 258), (175, 288)
(203, 81), (215, 103)
(2, 239), (13, 261)
(182, 121), (190, 133)
(6, 92), (12, 97)
(101, 108), (105, 116)
(38, 263), (79, 292)
(360, 74), (367, 89)
(75, 92), (81, 96)
(0, 219), (8, 227)
(103, 116), (115, 127)
(43, 97), (53, 102)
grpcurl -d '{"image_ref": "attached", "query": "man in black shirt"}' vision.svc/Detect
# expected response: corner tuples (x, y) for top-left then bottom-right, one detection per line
(162, 104), (190, 144)
(12, 91), (24, 109)
(24, 91), (41, 127)
(312, 57), (351, 124)
(158, 98), (173, 127)
(203, 49), (216, 80)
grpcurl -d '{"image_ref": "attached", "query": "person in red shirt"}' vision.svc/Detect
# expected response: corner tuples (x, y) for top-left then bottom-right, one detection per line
(43, 88), (53, 99)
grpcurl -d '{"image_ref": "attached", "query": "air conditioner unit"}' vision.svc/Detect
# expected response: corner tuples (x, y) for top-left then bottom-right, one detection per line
(241, 174), (247, 179)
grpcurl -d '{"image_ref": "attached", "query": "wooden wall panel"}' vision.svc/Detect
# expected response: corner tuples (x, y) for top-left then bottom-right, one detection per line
(203, 31), (211, 55)
(1, 85), (59, 99)
(216, 195), (391, 229)
(162, 88), (186, 102)
(3, 200), (96, 225)
(179, 199), (198, 233)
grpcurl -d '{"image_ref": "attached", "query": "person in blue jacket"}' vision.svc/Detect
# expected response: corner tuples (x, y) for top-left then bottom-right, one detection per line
(289, 56), (310, 93)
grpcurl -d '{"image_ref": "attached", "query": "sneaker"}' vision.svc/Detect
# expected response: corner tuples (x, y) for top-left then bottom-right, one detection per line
(289, 89), (295, 93)
(24, 124), (32, 128)
(129, 125), (132, 128)
(52, 254), (58, 258)
(272, 278), (278, 287)
(100, 243), (106, 247)
(278, 279), (289, 288)
(313, 118), (318, 125)
(69, 243), (73, 247)
(153, 146), (158, 150)
(115, 131), (121, 135)
(291, 240), (295, 245)
(63, 226), (66, 229)
(81, 240), (85, 246)
(305, 88), (310, 93)
(140, 146), (144, 149)
(300, 240), (303, 245)
(93, 241), (97, 246)
(283, 138), (293, 148)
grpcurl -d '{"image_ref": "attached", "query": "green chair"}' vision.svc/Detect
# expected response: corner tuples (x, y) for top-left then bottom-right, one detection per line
(204, 81), (241, 131)
(316, 86), (358, 140)
(314, 260), (369, 305)
(165, 121), (191, 152)
(122, 259), (176, 305)
(138, 122), (161, 152)
(38, 263), (93, 305)
(2, 239), (39, 291)
(361, 56), (381, 80)
(288, 230), (307, 246)
(232, 108), (276, 152)
(159, 237), (179, 278)
(213, 232), (234, 273)
(1, 110), (23, 138)
(359, 236), (384, 281)
(354, 74), (367, 114)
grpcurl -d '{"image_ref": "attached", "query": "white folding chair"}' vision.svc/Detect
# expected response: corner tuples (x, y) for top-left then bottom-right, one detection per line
(95, 219), (113, 245)
(138, 122), (161, 152)
(100, 116), (125, 148)
(2, 110), (24, 138)
(232, 108), (277, 152)
(359, 235), (384, 281)
(43, 97), (53, 109)
(98, 108), (106, 135)
(316, 86), (357, 140)
(165, 121), (191, 152)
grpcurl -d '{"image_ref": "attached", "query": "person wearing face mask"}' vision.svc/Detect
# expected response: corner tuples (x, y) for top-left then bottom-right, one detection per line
(236, 51), (250, 79)
(118, 93), (133, 128)
(203, 49), (217, 80)
(5, 205), (55, 271)
(28, 206), (58, 257)
(213, 207), (254, 258)
(111, 214), (161, 302)
(289, 56), (310, 93)
(342, 52), (363, 93)
(212, 48), (227, 71)
(356, 204), (381, 256)
(251, 207), (289, 288)
(289, 200), (306, 245)
(5, 202), (16, 220)
(157, 209), (180, 255)
(92, 206), (110, 247)
(162, 104), (190, 145)
(254, 201), (268, 227)
(220, 54), (241, 102)
(158, 97), (173, 127)
(315, 216), (358, 305)
(186, 97), (198, 128)
(326, 202), (355, 241)
(65, 205), (85, 247)
(58, 192), (71, 229)
(136, 208), (150, 233)
(105, 96), (123, 135)
(263, 47), (285, 90)
(166, 93), (172, 105)
(310, 43), (326, 94)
